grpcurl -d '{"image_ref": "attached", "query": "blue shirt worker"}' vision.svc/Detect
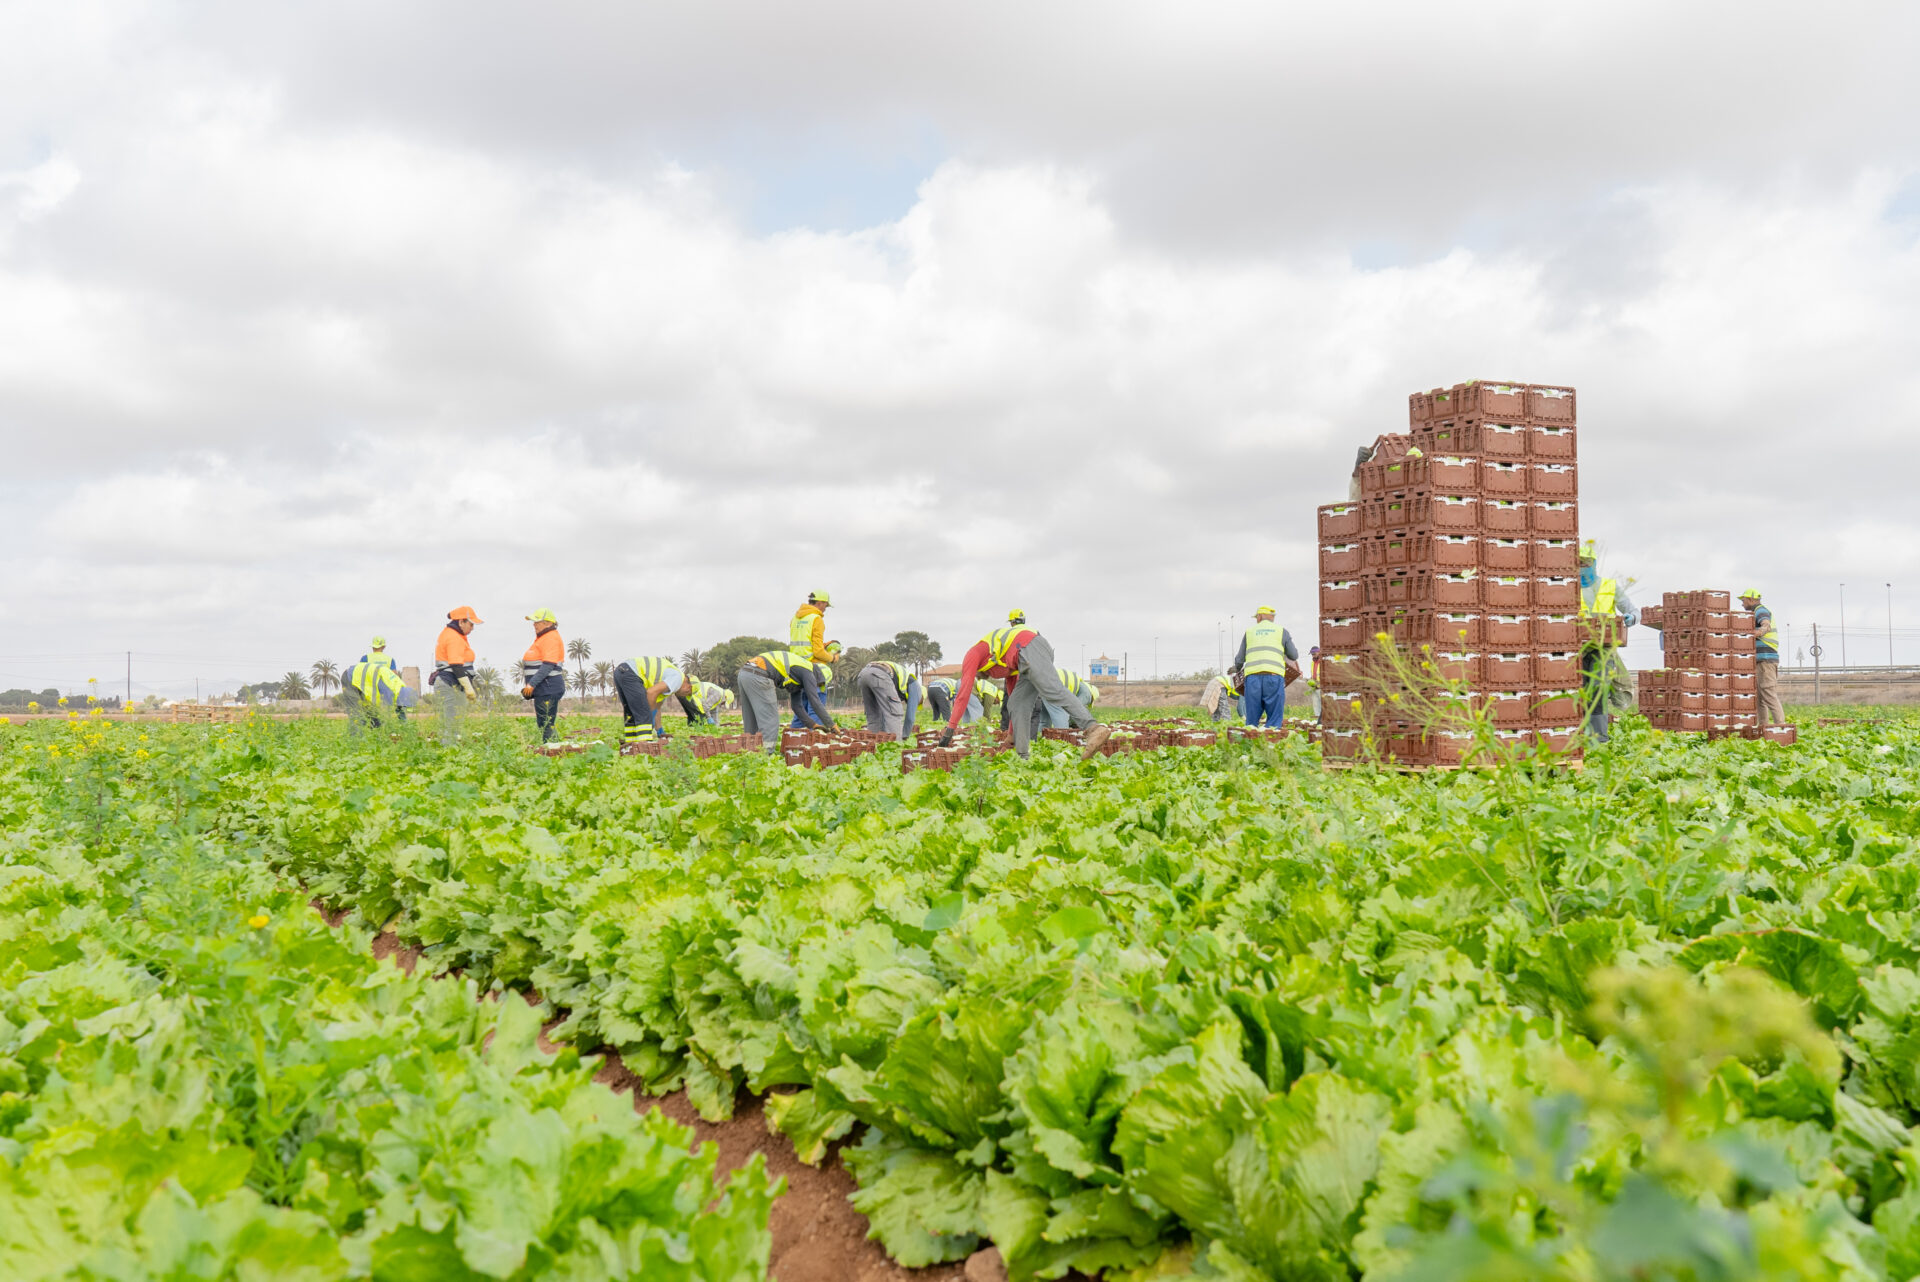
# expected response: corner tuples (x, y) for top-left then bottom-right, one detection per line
(736, 650), (834, 752)
(1740, 588), (1784, 725)
(1232, 606), (1300, 728)
(362, 636), (399, 669)
(342, 655), (418, 732)
(858, 659), (923, 741)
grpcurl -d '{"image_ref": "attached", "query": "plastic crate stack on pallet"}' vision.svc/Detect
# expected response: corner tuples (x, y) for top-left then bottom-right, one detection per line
(1316, 380), (1587, 765)
(1636, 591), (1794, 743)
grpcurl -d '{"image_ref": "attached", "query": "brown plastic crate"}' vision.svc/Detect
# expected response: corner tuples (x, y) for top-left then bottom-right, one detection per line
(1531, 501), (1578, 534)
(1318, 502), (1362, 539)
(1732, 692), (1757, 713)
(1480, 499), (1529, 533)
(1761, 725), (1797, 745)
(1526, 385), (1576, 422)
(1424, 421), (1482, 454)
(1433, 534), (1479, 568)
(1533, 689), (1581, 722)
(1536, 652), (1580, 685)
(1450, 381), (1528, 419)
(1366, 493), (1432, 529)
(1705, 671), (1732, 693)
(1369, 531), (1431, 568)
(1481, 460), (1529, 495)
(1678, 670), (1706, 691)
(1534, 614), (1578, 647)
(1432, 494), (1481, 529)
(1367, 569), (1432, 605)
(1731, 672), (1755, 693)
(1430, 456), (1478, 489)
(1531, 463), (1578, 497)
(1320, 651), (1368, 690)
(1482, 575), (1531, 609)
(1727, 654), (1755, 675)
(1429, 651), (1480, 684)
(1482, 614), (1531, 647)
(1320, 617), (1368, 648)
(1533, 538), (1578, 572)
(1528, 424), (1576, 457)
(1320, 579), (1365, 612)
(1482, 423), (1529, 457)
(1320, 542), (1365, 575)
(1483, 652), (1533, 687)
(1700, 590), (1731, 610)
(1363, 455), (1431, 493)
(1533, 726), (1580, 753)
(1487, 691), (1534, 725)
(1581, 614), (1627, 648)
(1535, 576), (1579, 609)
(1434, 611), (1481, 646)
(1482, 537), (1530, 572)
(1639, 605), (1665, 629)
(1434, 572), (1479, 606)
(1408, 391), (1434, 424)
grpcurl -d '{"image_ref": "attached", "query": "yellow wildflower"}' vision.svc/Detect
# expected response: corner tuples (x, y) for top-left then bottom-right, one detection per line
(57, 697), (68, 706)
(248, 914), (270, 929)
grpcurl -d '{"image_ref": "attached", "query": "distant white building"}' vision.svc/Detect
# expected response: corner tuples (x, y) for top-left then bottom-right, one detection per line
(1089, 654), (1122, 679)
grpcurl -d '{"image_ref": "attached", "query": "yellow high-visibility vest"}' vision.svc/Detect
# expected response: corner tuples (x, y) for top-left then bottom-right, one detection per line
(627, 656), (674, 686)
(875, 661), (913, 697)
(755, 651), (819, 686)
(348, 659), (405, 703)
(981, 628), (1024, 667)
(1578, 579), (1618, 618)
(1241, 622), (1289, 676)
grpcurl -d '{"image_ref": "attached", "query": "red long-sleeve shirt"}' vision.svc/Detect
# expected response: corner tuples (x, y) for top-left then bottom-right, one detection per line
(947, 629), (1035, 730)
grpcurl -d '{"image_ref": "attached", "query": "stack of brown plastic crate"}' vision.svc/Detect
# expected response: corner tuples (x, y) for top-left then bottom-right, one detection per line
(1635, 592), (1793, 741)
(1316, 380), (1590, 765)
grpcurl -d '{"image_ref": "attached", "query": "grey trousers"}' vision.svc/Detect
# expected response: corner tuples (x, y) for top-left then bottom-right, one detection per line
(737, 666), (782, 751)
(1006, 636), (1094, 758)
(859, 664), (923, 740)
(438, 678), (464, 744)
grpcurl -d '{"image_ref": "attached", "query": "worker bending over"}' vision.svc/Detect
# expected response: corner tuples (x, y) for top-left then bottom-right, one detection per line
(1741, 588), (1784, 725)
(1231, 606), (1300, 728)
(789, 591), (836, 663)
(362, 636), (398, 669)
(737, 650), (834, 752)
(940, 623), (1111, 761)
(1017, 667), (1100, 740)
(858, 659), (923, 741)
(431, 606), (482, 745)
(612, 655), (693, 745)
(342, 655), (417, 732)
(683, 680), (736, 727)
(786, 641), (842, 729)
(923, 676), (982, 726)
(519, 609), (568, 742)
(1202, 672), (1238, 723)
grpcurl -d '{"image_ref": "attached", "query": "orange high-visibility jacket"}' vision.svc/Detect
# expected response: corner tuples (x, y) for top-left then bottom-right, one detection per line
(523, 629), (565, 665)
(435, 625), (476, 667)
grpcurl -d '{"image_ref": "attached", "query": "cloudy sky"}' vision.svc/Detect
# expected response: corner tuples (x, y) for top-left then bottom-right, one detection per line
(4, 1), (1919, 698)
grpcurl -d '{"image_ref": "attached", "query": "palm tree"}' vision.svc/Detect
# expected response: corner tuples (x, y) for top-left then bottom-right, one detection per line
(279, 671), (312, 700)
(568, 668), (591, 709)
(679, 648), (705, 682)
(592, 660), (614, 700)
(474, 666), (505, 706)
(310, 659), (340, 698)
(567, 638), (592, 709)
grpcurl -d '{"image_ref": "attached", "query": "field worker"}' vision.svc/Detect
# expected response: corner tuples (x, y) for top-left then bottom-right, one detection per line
(924, 676), (983, 726)
(737, 649), (834, 752)
(682, 679), (736, 727)
(1577, 541), (1640, 743)
(362, 636), (398, 669)
(939, 622), (1111, 761)
(788, 641), (843, 729)
(858, 658), (923, 741)
(1019, 667), (1099, 740)
(1231, 606), (1300, 729)
(519, 609), (568, 743)
(789, 590), (836, 664)
(431, 606), (482, 745)
(1202, 672), (1238, 723)
(342, 654), (417, 732)
(1741, 588), (1784, 725)
(1308, 647), (1324, 720)
(612, 655), (694, 746)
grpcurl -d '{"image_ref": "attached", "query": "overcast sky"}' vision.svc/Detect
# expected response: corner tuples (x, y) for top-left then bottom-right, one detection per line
(4, 1), (1919, 698)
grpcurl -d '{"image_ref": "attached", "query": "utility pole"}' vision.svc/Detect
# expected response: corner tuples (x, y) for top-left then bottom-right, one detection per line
(1811, 623), (1822, 703)
(1889, 583), (1895, 667)
(1122, 651), (1129, 708)
(1839, 584), (1848, 666)
(1153, 637), (1158, 682)
(1217, 621), (1223, 676)
(126, 651), (131, 708)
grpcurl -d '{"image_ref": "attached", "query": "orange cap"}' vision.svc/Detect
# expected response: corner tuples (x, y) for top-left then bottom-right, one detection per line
(448, 606), (483, 624)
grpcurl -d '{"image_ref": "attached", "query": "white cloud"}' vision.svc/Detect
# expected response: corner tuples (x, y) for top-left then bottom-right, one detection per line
(3, 4), (1919, 696)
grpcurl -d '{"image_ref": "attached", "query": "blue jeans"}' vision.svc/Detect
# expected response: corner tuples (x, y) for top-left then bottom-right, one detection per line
(1241, 672), (1286, 727)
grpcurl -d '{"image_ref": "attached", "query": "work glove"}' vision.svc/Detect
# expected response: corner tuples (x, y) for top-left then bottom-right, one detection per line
(460, 677), (477, 703)
(937, 727), (955, 748)
(522, 685), (535, 699)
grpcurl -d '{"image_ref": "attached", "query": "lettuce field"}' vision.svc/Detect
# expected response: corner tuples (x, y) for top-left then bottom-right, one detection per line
(7, 709), (1920, 1281)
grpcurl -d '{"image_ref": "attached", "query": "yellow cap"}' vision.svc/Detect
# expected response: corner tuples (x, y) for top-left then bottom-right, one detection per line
(1578, 540), (1597, 561)
(1255, 604), (1276, 615)
(370, 635), (387, 648)
(1739, 587), (1762, 600)
(1008, 609), (1026, 624)
(525, 608), (557, 623)
(810, 590), (832, 606)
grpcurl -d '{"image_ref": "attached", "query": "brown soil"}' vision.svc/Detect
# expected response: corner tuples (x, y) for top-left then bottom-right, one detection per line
(314, 901), (970, 1281)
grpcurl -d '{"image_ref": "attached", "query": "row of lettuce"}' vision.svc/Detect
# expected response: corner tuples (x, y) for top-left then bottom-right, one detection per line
(0, 724), (774, 1280)
(15, 713), (1920, 1280)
